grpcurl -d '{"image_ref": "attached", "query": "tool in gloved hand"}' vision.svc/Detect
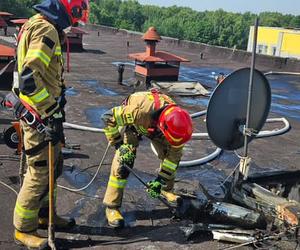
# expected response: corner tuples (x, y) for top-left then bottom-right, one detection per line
(119, 143), (136, 166)
(122, 164), (175, 212)
(45, 110), (64, 144)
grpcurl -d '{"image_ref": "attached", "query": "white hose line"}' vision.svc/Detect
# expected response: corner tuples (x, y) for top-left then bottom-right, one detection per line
(192, 117), (290, 139)
(180, 148), (222, 167)
(255, 117), (290, 138)
(190, 110), (207, 118)
(57, 143), (110, 192)
(265, 71), (300, 76)
(0, 180), (18, 196)
(64, 122), (104, 133)
(62, 110), (207, 133)
(151, 142), (222, 167)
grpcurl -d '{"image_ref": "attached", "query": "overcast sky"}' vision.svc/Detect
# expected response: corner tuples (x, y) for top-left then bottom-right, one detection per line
(137, 0), (300, 15)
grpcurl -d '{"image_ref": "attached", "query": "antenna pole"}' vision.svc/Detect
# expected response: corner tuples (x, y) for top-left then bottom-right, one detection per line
(240, 18), (259, 181)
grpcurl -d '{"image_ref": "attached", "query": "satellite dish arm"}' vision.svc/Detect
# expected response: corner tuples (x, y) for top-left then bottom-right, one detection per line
(238, 17), (260, 182)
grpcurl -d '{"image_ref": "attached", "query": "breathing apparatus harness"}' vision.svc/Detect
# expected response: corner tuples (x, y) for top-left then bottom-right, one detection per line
(2, 92), (46, 133)
(148, 88), (174, 137)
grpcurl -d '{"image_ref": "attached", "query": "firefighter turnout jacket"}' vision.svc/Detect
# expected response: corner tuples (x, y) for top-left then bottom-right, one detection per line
(102, 91), (183, 208)
(16, 14), (64, 119)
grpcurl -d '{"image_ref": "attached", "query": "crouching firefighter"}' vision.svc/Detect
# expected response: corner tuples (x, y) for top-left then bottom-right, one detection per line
(102, 90), (193, 228)
(10, 0), (89, 249)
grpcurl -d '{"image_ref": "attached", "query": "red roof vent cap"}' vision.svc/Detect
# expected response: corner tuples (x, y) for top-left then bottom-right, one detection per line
(142, 27), (161, 41)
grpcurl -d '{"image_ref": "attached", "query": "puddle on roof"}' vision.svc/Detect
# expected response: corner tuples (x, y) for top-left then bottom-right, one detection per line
(85, 106), (108, 128)
(179, 65), (232, 88)
(80, 80), (118, 96)
(65, 86), (79, 96)
(268, 75), (300, 121)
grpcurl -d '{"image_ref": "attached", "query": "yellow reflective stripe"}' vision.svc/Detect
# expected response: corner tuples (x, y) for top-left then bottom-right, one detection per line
(17, 35), (27, 73)
(55, 46), (62, 56)
(135, 125), (148, 135)
(30, 88), (49, 103)
(26, 49), (51, 67)
(19, 93), (34, 106)
(113, 106), (124, 126)
(15, 202), (39, 220)
(162, 159), (177, 172)
(104, 126), (119, 137)
(165, 130), (183, 143)
(108, 176), (127, 189)
(164, 107), (176, 116)
(19, 88), (49, 105)
(124, 113), (134, 124)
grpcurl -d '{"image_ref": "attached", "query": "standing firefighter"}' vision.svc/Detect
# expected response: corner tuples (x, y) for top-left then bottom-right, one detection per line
(102, 90), (193, 228)
(13, 0), (89, 249)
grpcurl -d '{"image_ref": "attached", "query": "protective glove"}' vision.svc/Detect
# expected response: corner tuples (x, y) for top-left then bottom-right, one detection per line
(147, 178), (165, 199)
(119, 144), (136, 166)
(45, 109), (64, 144)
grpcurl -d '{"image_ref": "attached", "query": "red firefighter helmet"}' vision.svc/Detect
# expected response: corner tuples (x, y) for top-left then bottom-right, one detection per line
(60, 0), (89, 25)
(158, 105), (193, 147)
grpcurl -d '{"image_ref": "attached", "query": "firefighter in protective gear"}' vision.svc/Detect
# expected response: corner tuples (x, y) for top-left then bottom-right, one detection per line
(102, 90), (193, 228)
(13, 0), (89, 249)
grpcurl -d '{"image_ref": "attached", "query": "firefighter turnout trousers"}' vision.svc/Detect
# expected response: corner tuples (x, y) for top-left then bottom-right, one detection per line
(103, 127), (182, 208)
(14, 121), (63, 232)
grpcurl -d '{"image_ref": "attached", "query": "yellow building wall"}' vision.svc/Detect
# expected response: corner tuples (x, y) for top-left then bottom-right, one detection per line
(281, 33), (300, 57)
(255, 27), (300, 58)
(257, 27), (285, 45)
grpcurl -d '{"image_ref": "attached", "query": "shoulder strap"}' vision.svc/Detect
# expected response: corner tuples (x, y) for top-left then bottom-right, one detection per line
(151, 88), (161, 110)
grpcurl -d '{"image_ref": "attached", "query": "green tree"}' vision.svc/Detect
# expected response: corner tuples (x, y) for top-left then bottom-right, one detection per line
(115, 0), (145, 31)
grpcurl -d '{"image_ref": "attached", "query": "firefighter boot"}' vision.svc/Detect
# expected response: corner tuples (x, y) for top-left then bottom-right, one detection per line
(38, 207), (76, 230)
(14, 230), (49, 250)
(106, 207), (125, 228)
(38, 214), (76, 230)
(161, 190), (182, 205)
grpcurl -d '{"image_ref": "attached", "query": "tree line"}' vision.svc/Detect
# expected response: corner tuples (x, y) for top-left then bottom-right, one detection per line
(2, 0), (300, 50)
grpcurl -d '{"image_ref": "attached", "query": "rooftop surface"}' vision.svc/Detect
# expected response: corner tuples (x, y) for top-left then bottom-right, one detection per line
(0, 26), (300, 250)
